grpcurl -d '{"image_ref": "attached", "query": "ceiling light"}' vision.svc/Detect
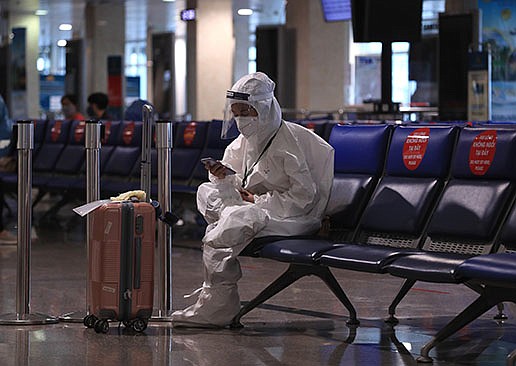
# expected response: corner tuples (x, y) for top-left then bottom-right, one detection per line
(36, 57), (45, 71)
(57, 39), (67, 47)
(59, 24), (73, 31)
(162, 0), (175, 2)
(238, 8), (253, 16)
(35, 9), (48, 16)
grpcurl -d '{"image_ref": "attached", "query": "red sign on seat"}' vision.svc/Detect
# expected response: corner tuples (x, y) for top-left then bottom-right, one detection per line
(51, 121), (63, 142)
(469, 130), (497, 176)
(123, 122), (135, 145)
(74, 121), (86, 143)
(403, 127), (430, 171)
(183, 122), (197, 146)
(102, 122), (112, 144)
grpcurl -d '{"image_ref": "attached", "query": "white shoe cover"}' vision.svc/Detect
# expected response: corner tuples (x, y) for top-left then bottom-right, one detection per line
(171, 284), (241, 328)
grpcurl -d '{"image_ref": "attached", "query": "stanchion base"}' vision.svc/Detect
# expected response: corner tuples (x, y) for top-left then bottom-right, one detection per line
(0, 312), (59, 325)
(59, 310), (88, 323)
(150, 316), (173, 322)
(150, 310), (173, 322)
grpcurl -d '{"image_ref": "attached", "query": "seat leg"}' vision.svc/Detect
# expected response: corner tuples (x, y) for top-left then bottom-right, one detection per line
(507, 347), (516, 366)
(0, 193), (13, 218)
(39, 194), (69, 221)
(386, 279), (416, 324)
(31, 189), (47, 210)
(230, 264), (309, 328)
(417, 292), (500, 363)
(312, 266), (359, 325)
(466, 283), (508, 321)
(494, 302), (508, 321)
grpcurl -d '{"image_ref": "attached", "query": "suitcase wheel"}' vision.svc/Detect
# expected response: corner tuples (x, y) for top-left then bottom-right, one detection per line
(122, 320), (133, 328)
(94, 319), (109, 334)
(132, 318), (147, 333)
(83, 314), (97, 328)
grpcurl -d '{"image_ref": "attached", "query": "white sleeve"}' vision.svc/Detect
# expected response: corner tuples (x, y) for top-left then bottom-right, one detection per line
(208, 137), (245, 186)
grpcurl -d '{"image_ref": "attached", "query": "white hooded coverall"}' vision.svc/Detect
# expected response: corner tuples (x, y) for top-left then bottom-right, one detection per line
(171, 72), (334, 327)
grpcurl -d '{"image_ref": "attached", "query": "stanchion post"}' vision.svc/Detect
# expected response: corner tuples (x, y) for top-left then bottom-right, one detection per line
(0, 120), (58, 325)
(151, 119), (173, 321)
(85, 120), (102, 312)
(59, 120), (101, 322)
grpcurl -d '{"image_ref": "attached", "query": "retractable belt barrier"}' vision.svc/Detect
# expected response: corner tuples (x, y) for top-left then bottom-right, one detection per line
(60, 120), (102, 322)
(0, 120), (58, 325)
(152, 118), (174, 321)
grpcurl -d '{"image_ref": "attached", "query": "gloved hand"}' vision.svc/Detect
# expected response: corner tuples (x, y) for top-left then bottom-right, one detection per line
(110, 190), (146, 202)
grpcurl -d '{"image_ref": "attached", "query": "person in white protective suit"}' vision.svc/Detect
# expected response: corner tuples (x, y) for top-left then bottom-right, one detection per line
(171, 72), (334, 327)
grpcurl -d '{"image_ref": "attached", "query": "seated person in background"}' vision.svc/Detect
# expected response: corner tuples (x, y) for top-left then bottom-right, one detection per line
(87, 92), (113, 120)
(61, 94), (85, 121)
(171, 72), (334, 327)
(124, 99), (153, 121)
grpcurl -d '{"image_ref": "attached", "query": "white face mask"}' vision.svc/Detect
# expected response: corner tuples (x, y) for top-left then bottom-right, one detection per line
(235, 116), (258, 138)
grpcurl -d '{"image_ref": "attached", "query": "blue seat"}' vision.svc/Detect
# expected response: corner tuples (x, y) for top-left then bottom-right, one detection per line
(232, 124), (394, 327)
(414, 199), (516, 362)
(0, 119), (49, 217)
(190, 120), (234, 186)
(67, 120), (124, 196)
(320, 125), (458, 272)
(112, 120), (159, 198)
(326, 124), (393, 241)
(322, 120), (341, 142)
(171, 121), (209, 193)
(101, 121), (143, 196)
(0, 119), (47, 182)
(33, 119), (73, 177)
(298, 120), (328, 138)
(315, 125), (458, 328)
(99, 120), (123, 172)
(45, 120), (87, 189)
(38, 120), (89, 216)
(2, 120), (72, 206)
(383, 127), (516, 322)
(33, 119), (48, 159)
(455, 253), (516, 287)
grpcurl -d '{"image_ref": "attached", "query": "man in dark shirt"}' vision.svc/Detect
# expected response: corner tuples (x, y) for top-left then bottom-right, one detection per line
(87, 92), (113, 120)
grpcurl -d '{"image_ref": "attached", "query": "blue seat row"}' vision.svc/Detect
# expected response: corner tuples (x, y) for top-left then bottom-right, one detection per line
(0, 119), (235, 216)
(235, 123), (516, 363)
(1, 118), (360, 219)
(0, 118), (393, 215)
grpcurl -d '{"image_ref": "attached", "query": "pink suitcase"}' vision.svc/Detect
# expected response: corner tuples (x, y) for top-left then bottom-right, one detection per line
(84, 200), (155, 333)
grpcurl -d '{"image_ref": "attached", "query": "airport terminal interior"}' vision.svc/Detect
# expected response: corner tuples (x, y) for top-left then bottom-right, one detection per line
(2, 0), (516, 365)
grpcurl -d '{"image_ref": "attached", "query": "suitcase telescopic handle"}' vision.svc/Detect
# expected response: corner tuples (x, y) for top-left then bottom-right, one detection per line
(141, 104), (154, 201)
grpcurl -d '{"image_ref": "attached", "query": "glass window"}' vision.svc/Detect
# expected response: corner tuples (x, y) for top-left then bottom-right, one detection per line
(124, 41), (147, 102)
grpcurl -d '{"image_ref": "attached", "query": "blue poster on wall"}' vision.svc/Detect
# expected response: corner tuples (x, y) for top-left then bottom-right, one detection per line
(479, 0), (516, 121)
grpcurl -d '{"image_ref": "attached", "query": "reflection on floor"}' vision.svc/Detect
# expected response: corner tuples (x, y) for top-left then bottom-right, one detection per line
(0, 201), (515, 366)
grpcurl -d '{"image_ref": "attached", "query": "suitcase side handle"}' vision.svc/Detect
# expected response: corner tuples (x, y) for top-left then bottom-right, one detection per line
(134, 237), (142, 289)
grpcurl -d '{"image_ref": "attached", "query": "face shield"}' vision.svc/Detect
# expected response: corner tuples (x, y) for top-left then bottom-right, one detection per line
(221, 90), (250, 140)
(221, 89), (275, 140)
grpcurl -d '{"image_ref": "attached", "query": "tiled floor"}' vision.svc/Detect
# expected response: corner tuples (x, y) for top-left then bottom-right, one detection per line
(0, 198), (515, 365)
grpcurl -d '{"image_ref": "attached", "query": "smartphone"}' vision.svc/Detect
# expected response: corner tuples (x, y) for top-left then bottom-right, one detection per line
(200, 157), (236, 175)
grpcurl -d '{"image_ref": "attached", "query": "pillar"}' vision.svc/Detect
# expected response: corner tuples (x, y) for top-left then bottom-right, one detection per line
(85, 2), (125, 107)
(8, 0), (39, 119)
(286, 0), (351, 111)
(194, 0), (234, 120)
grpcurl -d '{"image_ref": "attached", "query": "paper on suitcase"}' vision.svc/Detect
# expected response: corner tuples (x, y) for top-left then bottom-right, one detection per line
(73, 199), (111, 217)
